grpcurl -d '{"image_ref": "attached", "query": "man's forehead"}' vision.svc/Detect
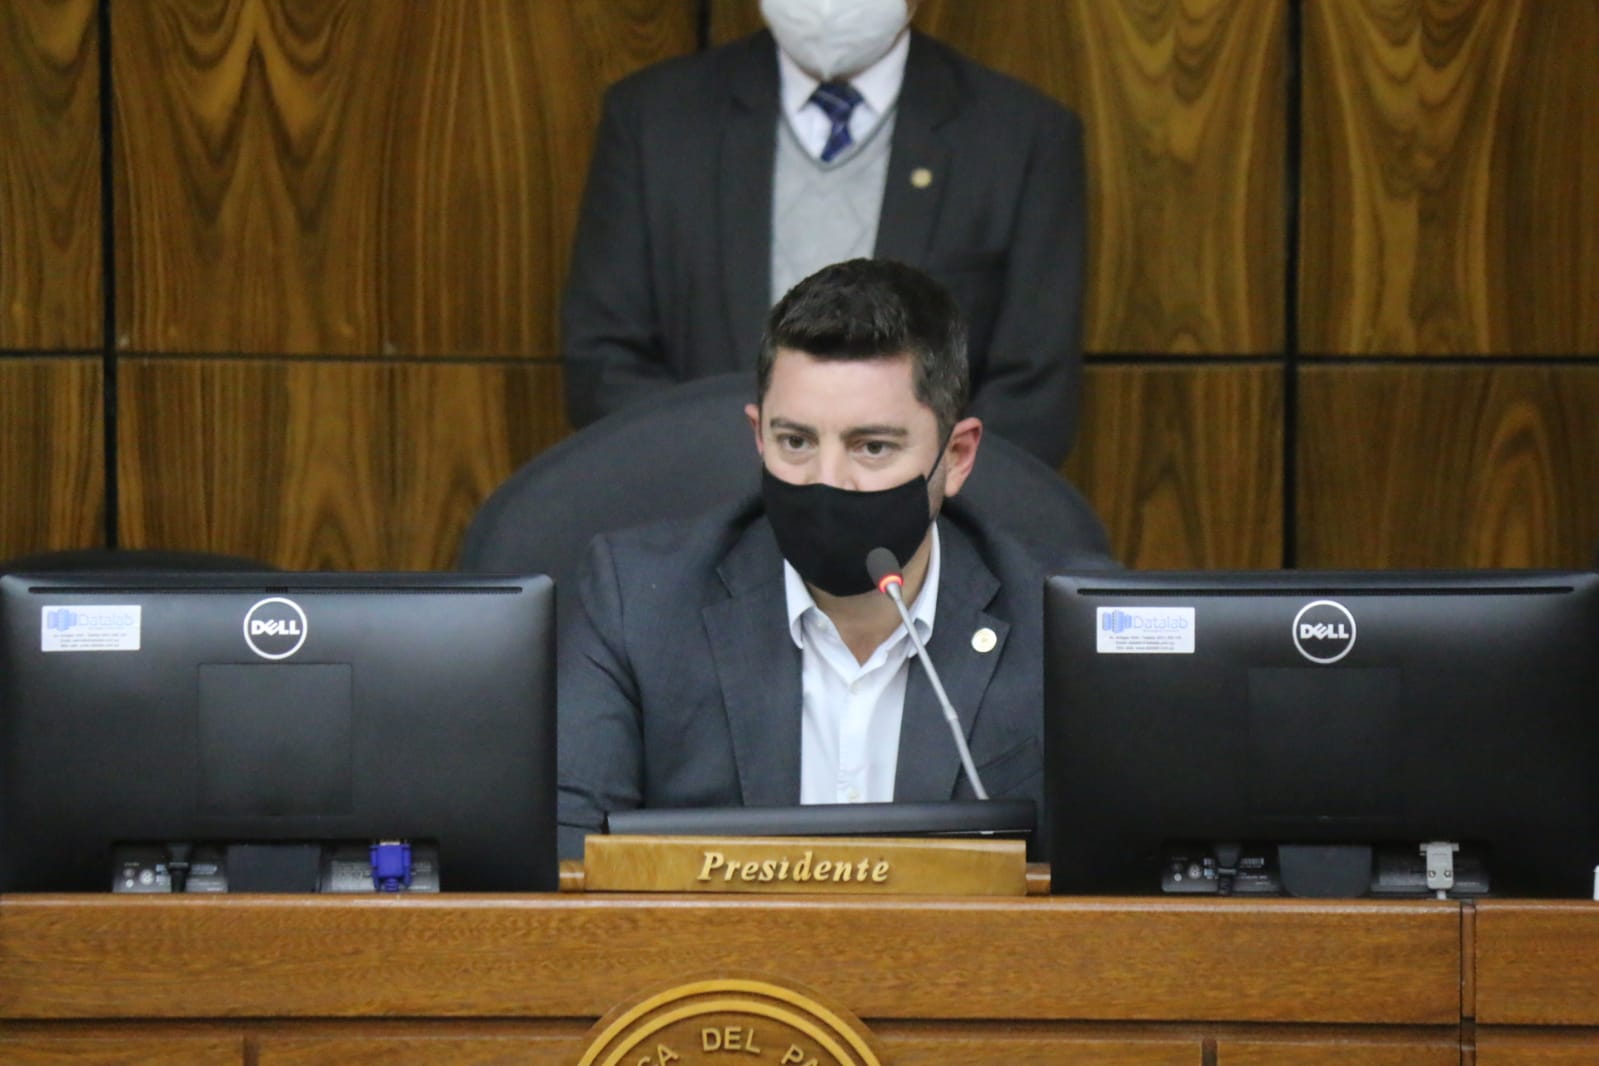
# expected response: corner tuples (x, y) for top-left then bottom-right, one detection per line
(761, 360), (936, 444)
(763, 348), (923, 410)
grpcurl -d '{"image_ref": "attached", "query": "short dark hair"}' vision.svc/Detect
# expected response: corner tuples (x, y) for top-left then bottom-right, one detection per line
(757, 258), (969, 437)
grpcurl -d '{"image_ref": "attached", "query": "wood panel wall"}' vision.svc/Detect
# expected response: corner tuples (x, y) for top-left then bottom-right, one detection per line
(1, 0), (1594, 572)
(1297, 0), (1599, 569)
(105, 0), (697, 568)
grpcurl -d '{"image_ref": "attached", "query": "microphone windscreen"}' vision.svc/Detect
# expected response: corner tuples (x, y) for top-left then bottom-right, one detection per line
(866, 547), (902, 587)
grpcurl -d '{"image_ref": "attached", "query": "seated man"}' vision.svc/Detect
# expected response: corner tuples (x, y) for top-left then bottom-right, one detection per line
(557, 259), (1111, 859)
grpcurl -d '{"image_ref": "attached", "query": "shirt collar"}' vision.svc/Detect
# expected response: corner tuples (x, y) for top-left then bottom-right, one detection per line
(775, 28), (910, 126)
(784, 521), (941, 649)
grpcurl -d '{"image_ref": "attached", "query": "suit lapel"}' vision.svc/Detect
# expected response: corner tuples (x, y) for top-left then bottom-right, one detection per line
(703, 515), (803, 806)
(721, 33), (780, 370)
(894, 519), (1009, 801)
(875, 32), (960, 265)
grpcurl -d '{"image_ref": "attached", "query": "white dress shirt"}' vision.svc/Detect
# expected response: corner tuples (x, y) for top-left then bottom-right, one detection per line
(775, 31), (911, 162)
(786, 525), (941, 804)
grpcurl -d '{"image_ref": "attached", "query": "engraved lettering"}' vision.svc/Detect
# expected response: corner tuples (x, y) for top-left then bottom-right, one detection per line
(697, 849), (896, 887)
(580, 977), (874, 1066)
(703, 1027), (761, 1053)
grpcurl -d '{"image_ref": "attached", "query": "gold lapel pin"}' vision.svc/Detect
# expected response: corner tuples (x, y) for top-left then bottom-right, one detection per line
(911, 167), (934, 189)
(971, 627), (997, 654)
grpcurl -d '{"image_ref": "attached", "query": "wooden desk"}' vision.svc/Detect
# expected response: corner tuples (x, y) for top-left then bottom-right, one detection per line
(1471, 900), (1599, 1064)
(0, 893), (1474, 1064)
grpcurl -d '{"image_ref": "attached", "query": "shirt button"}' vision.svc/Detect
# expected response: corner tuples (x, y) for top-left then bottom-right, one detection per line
(846, 788), (861, 802)
(849, 680), (860, 694)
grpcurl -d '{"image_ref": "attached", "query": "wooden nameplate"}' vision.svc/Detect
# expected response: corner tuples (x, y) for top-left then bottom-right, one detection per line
(582, 834), (1027, 896)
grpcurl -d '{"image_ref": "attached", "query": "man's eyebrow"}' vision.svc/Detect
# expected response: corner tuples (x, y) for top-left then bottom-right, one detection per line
(843, 424), (909, 439)
(767, 416), (817, 435)
(766, 417), (909, 439)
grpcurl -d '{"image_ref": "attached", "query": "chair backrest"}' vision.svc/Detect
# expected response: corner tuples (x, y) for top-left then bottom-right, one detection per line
(459, 373), (1111, 627)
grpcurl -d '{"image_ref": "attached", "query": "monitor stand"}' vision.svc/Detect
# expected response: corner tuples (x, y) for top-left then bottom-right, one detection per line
(1159, 840), (1489, 898)
(111, 841), (441, 893)
(1277, 843), (1373, 897)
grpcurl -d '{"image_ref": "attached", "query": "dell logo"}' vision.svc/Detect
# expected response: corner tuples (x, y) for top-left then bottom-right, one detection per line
(1299, 622), (1351, 641)
(1292, 600), (1357, 664)
(243, 597), (309, 660)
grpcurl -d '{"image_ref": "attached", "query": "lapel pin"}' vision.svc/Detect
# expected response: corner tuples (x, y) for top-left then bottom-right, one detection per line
(910, 167), (933, 189)
(971, 627), (997, 653)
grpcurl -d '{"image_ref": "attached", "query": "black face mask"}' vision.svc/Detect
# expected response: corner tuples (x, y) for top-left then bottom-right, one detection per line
(761, 450), (944, 597)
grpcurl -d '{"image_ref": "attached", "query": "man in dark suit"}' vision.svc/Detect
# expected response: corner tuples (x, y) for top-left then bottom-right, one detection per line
(558, 259), (1111, 859)
(561, 0), (1086, 466)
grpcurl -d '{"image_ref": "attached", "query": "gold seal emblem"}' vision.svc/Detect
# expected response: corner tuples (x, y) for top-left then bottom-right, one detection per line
(578, 974), (884, 1066)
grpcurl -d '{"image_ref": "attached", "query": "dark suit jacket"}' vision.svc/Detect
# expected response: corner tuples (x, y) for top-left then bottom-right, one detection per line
(561, 30), (1087, 465)
(556, 495), (1112, 859)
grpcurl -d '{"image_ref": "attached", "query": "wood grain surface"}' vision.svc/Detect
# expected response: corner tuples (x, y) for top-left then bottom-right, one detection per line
(255, 1031), (586, 1066)
(1475, 1031), (1599, 1065)
(706, 0), (763, 43)
(1301, 0), (1599, 355)
(1474, 902), (1599, 1027)
(0, 0), (101, 350)
(1064, 364), (1284, 569)
(111, 0), (696, 356)
(0, 357), (104, 561)
(1296, 365), (1599, 568)
(1217, 1034), (1460, 1065)
(114, 358), (566, 569)
(0, 1034), (245, 1065)
(928, 0), (1286, 355)
(0, 1021), (1478, 1066)
(0, 895), (1461, 1026)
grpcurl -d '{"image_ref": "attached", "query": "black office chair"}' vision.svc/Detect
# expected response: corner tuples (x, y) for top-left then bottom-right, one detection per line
(459, 373), (1112, 628)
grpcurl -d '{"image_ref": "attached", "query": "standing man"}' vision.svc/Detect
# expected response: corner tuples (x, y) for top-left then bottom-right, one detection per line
(557, 259), (1112, 859)
(562, 0), (1087, 465)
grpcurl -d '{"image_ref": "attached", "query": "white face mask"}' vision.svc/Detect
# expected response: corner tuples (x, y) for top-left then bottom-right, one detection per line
(761, 0), (911, 82)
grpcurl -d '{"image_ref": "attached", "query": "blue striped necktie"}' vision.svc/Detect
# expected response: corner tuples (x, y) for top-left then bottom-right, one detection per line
(810, 81), (864, 163)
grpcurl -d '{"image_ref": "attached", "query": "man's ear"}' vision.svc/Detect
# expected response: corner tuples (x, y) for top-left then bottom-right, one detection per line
(939, 416), (983, 499)
(745, 403), (765, 458)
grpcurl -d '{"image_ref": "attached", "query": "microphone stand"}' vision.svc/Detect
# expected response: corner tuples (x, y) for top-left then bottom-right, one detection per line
(867, 548), (989, 800)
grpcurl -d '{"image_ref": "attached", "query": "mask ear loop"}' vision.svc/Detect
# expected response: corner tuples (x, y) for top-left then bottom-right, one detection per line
(925, 425), (956, 481)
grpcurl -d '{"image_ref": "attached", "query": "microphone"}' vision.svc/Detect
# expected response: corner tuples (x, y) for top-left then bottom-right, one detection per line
(865, 547), (989, 800)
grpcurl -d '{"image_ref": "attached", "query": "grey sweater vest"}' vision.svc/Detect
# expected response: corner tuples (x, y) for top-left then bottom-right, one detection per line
(770, 110), (897, 304)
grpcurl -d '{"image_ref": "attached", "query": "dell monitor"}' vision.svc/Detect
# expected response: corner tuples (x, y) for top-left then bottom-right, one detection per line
(0, 571), (556, 892)
(1044, 569), (1599, 898)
